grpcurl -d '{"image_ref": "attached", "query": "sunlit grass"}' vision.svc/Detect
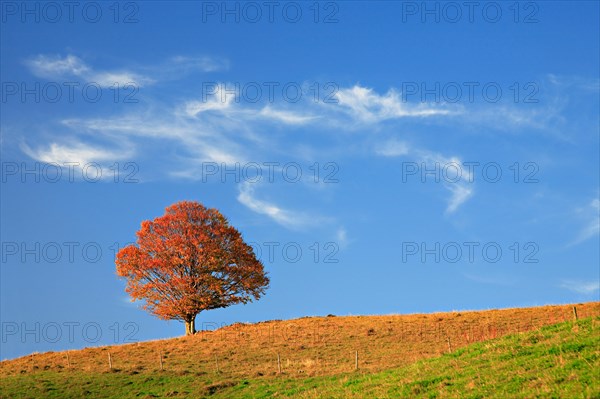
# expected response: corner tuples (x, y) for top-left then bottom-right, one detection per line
(1, 302), (598, 398)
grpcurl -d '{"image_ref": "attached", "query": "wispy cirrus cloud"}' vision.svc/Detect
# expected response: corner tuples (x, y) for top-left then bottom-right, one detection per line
(184, 94), (237, 116)
(20, 140), (135, 181)
(332, 85), (456, 123)
(20, 61), (579, 218)
(19, 80), (472, 213)
(569, 198), (600, 246)
(417, 149), (474, 215)
(336, 227), (350, 249)
(257, 106), (319, 125)
(21, 140), (133, 165)
(237, 182), (328, 230)
(25, 53), (228, 88)
(56, 108), (250, 172)
(458, 102), (568, 135)
(454, 74), (600, 136)
(374, 140), (409, 157)
(26, 54), (91, 78)
(547, 74), (600, 92)
(375, 139), (474, 214)
(178, 83), (457, 128)
(165, 55), (229, 74)
(445, 184), (474, 214)
(184, 85), (318, 125)
(25, 54), (154, 87)
(559, 280), (600, 295)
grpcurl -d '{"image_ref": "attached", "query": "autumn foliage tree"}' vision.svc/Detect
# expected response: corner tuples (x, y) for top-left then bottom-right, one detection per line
(116, 201), (269, 335)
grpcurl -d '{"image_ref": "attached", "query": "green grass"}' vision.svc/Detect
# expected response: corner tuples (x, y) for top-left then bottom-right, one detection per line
(2, 317), (598, 399)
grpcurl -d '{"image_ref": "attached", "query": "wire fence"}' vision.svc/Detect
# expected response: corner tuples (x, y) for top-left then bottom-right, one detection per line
(2, 304), (598, 378)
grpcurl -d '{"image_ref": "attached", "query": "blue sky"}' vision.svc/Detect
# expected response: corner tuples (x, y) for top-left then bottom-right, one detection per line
(1, 1), (598, 360)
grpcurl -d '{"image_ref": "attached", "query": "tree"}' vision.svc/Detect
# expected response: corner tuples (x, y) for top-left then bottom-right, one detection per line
(116, 201), (269, 335)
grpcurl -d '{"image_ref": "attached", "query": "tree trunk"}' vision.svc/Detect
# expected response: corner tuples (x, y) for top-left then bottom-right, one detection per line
(184, 317), (196, 336)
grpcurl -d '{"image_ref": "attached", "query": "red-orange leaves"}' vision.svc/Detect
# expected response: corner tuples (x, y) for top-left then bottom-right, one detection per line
(116, 201), (269, 334)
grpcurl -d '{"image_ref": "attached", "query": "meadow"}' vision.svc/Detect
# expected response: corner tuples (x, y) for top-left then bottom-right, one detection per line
(1, 302), (598, 398)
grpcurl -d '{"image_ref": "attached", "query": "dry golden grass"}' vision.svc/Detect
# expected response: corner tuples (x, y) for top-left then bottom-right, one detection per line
(1, 302), (598, 381)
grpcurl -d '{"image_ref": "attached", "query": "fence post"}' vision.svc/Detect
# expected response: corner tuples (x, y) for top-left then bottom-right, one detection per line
(573, 306), (578, 321)
(108, 352), (112, 370)
(215, 355), (219, 373)
(277, 353), (282, 374)
(66, 352), (71, 369)
(159, 351), (164, 371)
(355, 350), (358, 370)
(446, 337), (452, 353)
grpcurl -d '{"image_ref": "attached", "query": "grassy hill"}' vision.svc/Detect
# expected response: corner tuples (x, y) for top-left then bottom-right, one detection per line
(209, 316), (600, 399)
(1, 302), (598, 398)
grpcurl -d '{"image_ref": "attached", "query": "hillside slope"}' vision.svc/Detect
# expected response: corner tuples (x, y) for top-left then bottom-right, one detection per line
(1, 302), (598, 398)
(210, 316), (600, 399)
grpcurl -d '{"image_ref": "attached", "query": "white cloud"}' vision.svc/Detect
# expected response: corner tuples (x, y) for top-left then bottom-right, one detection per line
(57, 111), (248, 179)
(570, 198), (600, 246)
(375, 139), (474, 214)
(179, 83), (456, 128)
(327, 82), (568, 135)
(184, 90), (317, 125)
(27, 54), (90, 77)
(21, 141), (134, 181)
(18, 78), (474, 215)
(547, 74), (600, 92)
(417, 150), (474, 214)
(336, 227), (349, 249)
(333, 85), (454, 123)
(26, 54), (154, 87)
(167, 55), (229, 73)
(21, 141), (132, 165)
(258, 106), (318, 125)
(560, 280), (600, 295)
(237, 182), (325, 230)
(460, 105), (566, 133)
(444, 184), (474, 214)
(91, 72), (149, 88)
(184, 84), (238, 116)
(375, 140), (410, 157)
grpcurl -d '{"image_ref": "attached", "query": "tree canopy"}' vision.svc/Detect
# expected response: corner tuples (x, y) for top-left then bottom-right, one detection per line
(116, 201), (269, 335)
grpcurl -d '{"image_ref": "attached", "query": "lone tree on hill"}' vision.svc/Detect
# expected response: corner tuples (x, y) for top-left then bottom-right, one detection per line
(116, 200), (269, 335)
